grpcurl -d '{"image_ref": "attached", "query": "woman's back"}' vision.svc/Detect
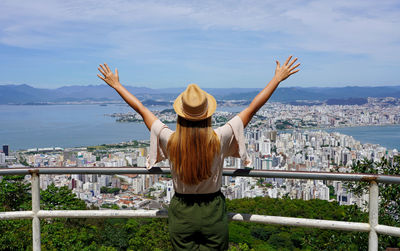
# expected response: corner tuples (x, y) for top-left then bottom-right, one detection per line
(167, 117), (220, 185)
(148, 114), (250, 194)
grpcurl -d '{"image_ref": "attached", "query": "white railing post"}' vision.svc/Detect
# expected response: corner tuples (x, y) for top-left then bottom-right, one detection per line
(368, 181), (378, 251)
(31, 172), (41, 251)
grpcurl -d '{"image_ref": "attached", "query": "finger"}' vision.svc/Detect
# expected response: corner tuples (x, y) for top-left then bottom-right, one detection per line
(284, 55), (292, 66)
(276, 60), (281, 68)
(100, 64), (108, 74)
(104, 63), (111, 72)
(288, 57), (298, 68)
(290, 63), (300, 72)
(98, 67), (106, 76)
(289, 69), (300, 76)
(115, 68), (119, 78)
(97, 74), (106, 81)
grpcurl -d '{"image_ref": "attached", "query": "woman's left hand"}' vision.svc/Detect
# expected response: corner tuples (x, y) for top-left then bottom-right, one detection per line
(97, 63), (121, 89)
(274, 55), (300, 82)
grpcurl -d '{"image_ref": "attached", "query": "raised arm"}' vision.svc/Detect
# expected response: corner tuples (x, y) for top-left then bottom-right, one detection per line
(238, 56), (300, 127)
(97, 63), (157, 130)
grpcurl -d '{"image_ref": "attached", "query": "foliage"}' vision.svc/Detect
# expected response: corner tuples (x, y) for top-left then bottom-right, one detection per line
(0, 175), (33, 249)
(328, 185), (336, 200)
(101, 204), (119, 210)
(0, 176), (172, 250)
(228, 242), (256, 251)
(0, 175), (31, 211)
(126, 218), (172, 250)
(345, 155), (400, 250)
(40, 219), (99, 250)
(100, 186), (120, 195)
(41, 183), (87, 210)
(0, 219), (32, 250)
(87, 140), (149, 151)
(226, 196), (369, 250)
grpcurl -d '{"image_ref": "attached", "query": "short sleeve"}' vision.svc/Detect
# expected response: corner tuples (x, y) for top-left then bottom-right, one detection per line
(146, 120), (173, 169)
(217, 116), (252, 167)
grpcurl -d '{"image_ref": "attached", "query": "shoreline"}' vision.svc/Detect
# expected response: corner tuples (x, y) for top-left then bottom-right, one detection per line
(281, 123), (400, 131)
(9, 123), (400, 153)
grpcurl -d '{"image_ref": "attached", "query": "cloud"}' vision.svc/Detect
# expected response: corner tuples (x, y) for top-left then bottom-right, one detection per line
(0, 0), (399, 62)
(282, 1), (400, 59)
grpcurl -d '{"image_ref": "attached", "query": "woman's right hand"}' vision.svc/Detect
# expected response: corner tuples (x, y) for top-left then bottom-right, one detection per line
(238, 55), (300, 127)
(97, 63), (122, 89)
(274, 55), (300, 82)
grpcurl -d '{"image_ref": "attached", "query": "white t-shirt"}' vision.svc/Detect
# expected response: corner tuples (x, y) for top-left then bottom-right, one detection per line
(146, 115), (251, 194)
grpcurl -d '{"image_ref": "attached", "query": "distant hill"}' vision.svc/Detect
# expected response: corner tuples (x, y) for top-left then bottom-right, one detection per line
(1, 84), (400, 105)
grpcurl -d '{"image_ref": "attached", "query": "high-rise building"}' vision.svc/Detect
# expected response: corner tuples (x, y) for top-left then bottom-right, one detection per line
(269, 130), (277, 142)
(166, 180), (174, 203)
(0, 152), (5, 165)
(2, 145), (9, 156)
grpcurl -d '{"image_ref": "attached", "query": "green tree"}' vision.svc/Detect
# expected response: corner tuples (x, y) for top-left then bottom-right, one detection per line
(0, 175), (32, 250)
(228, 242), (255, 251)
(39, 183), (97, 250)
(40, 183), (87, 210)
(267, 232), (294, 250)
(345, 156), (400, 249)
(328, 185), (336, 200)
(96, 218), (129, 249)
(126, 218), (172, 250)
(40, 220), (99, 250)
(227, 196), (369, 250)
(100, 186), (120, 195)
(0, 175), (31, 211)
(0, 219), (32, 250)
(101, 204), (119, 209)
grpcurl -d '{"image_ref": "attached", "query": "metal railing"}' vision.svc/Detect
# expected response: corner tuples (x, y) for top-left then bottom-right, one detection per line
(1, 167), (400, 251)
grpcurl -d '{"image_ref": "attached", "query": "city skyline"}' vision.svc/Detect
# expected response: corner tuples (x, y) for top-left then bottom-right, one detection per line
(0, 0), (399, 89)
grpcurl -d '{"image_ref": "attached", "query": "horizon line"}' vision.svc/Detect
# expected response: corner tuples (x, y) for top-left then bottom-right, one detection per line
(1, 83), (400, 90)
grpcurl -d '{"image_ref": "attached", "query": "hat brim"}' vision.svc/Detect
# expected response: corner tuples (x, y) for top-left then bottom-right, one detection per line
(173, 92), (217, 121)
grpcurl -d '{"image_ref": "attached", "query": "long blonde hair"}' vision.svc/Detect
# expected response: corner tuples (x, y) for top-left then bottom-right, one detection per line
(167, 116), (220, 185)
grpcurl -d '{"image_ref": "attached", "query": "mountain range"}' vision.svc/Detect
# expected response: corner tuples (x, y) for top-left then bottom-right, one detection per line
(1, 84), (400, 105)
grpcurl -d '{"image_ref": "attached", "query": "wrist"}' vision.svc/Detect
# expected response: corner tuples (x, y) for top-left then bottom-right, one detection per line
(271, 76), (281, 84)
(113, 83), (123, 91)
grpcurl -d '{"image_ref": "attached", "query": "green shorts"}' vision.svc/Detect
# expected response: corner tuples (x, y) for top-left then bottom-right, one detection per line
(168, 190), (228, 250)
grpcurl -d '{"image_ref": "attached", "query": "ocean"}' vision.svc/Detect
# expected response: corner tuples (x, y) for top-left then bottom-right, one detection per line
(0, 104), (399, 151)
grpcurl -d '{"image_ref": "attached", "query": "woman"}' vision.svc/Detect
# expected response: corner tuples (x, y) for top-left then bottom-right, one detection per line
(97, 56), (299, 250)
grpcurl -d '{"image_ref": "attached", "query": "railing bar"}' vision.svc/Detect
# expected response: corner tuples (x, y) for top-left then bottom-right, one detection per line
(228, 213), (371, 232)
(5, 210), (400, 235)
(0, 211), (34, 220)
(36, 210), (372, 232)
(37, 209), (168, 218)
(375, 224), (400, 237)
(1, 167), (400, 184)
(0, 169), (31, 175)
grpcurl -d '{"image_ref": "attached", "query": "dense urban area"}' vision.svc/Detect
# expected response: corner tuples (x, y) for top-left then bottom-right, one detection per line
(1, 98), (399, 211)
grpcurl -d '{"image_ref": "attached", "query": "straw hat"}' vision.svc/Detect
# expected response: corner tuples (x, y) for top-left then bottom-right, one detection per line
(173, 84), (217, 121)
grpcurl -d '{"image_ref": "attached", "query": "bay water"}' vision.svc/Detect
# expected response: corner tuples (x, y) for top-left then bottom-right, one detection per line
(0, 104), (152, 150)
(0, 104), (399, 151)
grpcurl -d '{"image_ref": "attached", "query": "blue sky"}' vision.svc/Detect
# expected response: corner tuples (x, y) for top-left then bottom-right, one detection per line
(0, 0), (399, 89)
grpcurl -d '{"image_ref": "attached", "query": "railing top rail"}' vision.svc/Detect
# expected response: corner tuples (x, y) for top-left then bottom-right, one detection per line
(1, 167), (400, 184)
